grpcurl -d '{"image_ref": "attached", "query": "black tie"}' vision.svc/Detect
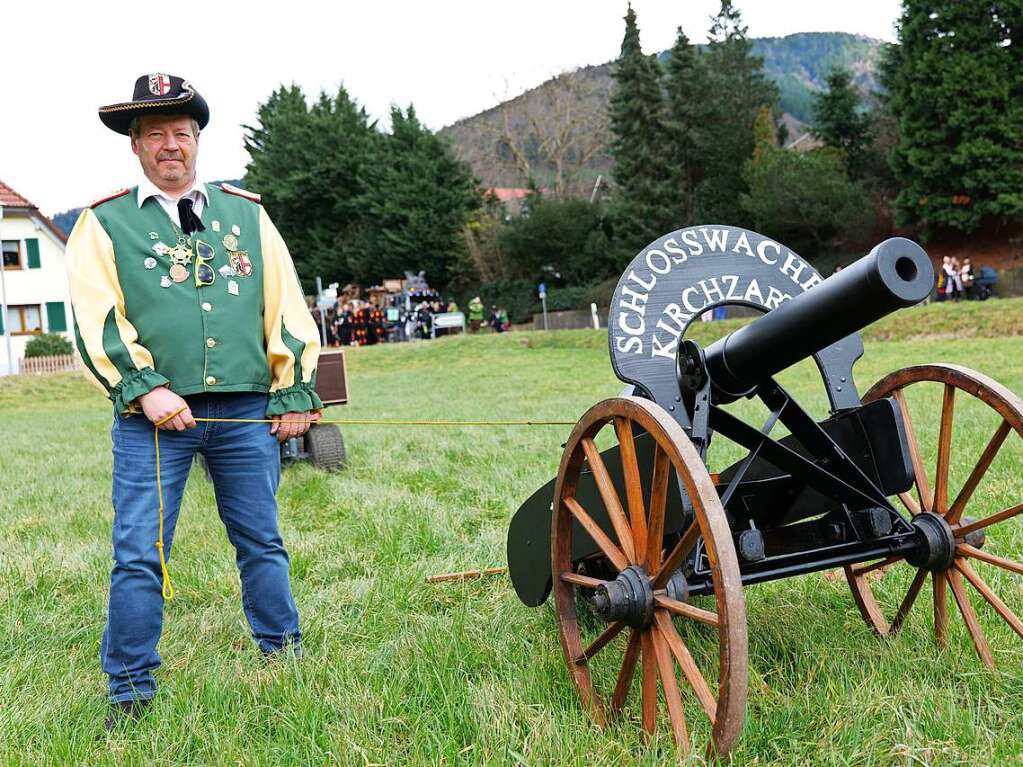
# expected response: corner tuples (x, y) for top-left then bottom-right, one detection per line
(177, 197), (205, 235)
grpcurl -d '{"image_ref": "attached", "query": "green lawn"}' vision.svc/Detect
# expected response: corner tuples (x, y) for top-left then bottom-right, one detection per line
(3, 307), (1023, 766)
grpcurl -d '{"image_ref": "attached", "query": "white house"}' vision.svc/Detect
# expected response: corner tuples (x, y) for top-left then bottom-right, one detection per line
(0, 178), (72, 375)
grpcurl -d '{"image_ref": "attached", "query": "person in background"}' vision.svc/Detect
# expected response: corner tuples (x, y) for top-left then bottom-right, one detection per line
(950, 257), (964, 301)
(337, 303), (354, 346)
(403, 304), (417, 342)
(939, 256), (954, 301)
(498, 307), (510, 331)
(468, 296), (484, 333)
(961, 257), (976, 299)
(446, 298), (459, 313)
(430, 300), (446, 336)
(416, 302), (433, 339)
(489, 305), (504, 333)
(323, 306), (337, 346)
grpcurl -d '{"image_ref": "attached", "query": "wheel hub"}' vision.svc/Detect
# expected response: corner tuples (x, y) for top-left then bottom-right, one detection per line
(664, 569), (690, 603)
(906, 512), (956, 571)
(590, 565), (655, 629)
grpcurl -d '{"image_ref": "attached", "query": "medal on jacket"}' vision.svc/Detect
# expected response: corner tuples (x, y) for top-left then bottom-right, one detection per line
(169, 263), (189, 283)
(229, 251), (252, 277)
(169, 244), (193, 266)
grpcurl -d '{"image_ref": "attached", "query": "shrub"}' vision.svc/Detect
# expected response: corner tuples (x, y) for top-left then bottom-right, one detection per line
(463, 279), (538, 325)
(544, 286), (592, 312)
(23, 333), (73, 358)
(741, 146), (875, 260)
(497, 197), (616, 285)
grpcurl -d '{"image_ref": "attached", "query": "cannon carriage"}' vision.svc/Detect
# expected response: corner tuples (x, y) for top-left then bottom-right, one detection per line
(506, 226), (1023, 757)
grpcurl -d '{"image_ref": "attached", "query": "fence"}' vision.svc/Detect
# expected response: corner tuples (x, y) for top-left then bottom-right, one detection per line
(18, 353), (79, 375)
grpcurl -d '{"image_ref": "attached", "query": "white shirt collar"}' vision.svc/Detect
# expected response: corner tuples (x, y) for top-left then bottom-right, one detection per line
(136, 174), (208, 208)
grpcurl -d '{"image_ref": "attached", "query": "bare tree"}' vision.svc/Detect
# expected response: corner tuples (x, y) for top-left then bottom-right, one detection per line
(477, 68), (612, 200)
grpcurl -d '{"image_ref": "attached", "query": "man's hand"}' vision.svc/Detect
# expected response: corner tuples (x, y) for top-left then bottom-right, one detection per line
(270, 410), (322, 443)
(138, 386), (196, 430)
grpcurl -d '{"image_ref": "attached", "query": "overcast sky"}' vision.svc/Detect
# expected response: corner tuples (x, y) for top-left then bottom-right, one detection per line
(1, 0), (902, 216)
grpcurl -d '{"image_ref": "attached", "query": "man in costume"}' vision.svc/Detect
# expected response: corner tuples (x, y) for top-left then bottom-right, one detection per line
(66, 74), (322, 726)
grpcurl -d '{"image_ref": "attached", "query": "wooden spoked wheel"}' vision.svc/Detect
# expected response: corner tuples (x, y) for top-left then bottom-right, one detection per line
(845, 364), (1023, 668)
(551, 396), (747, 757)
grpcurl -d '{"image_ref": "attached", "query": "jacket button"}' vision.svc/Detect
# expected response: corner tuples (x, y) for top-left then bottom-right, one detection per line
(206, 338), (216, 348)
(206, 375), (216, 385)
(202, 302), (212, 312)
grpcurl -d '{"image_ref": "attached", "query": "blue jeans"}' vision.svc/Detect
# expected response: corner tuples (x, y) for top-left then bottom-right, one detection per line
(102, 392), (300, 703)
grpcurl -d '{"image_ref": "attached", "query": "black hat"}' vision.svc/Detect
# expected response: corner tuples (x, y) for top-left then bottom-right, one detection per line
(98, 74), (209, 136)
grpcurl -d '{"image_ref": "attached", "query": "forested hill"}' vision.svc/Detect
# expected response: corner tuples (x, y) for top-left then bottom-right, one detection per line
(439, 31), (885, 194)
(750, 32), (884, 123)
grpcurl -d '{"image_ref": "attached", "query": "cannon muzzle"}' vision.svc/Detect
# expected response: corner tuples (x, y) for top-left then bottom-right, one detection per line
(703, 237), (933, 400)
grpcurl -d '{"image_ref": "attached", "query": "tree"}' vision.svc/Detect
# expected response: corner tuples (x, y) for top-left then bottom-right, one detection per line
(461, 195), (511, 283)
(485, 70), (611, 200)
(741, 140), (873, 258)
(608, 4), (675, 255)
(243, 85), (382, 289)
(349, 106), (481, 290)
(751, 105), (777, 161)
(812, 68), (872, 179)
(244, 87), (479, 292)
(497, 196), (615, 285)
(692, 0), (779, 226)
(662, 26), (705, 225)
(885, 0), (1023, 234)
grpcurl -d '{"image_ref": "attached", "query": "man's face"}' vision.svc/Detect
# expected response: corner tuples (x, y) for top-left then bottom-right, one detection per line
(131, 115), (198, 187)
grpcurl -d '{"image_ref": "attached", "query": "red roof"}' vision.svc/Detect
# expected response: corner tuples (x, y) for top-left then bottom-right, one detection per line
(488, 187), (532, 202)
(0, 177), (67, 243)
(0, 178), (34, 208)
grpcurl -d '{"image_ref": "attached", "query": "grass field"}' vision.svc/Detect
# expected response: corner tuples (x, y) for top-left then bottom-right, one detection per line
(3, 299), (1023, 766)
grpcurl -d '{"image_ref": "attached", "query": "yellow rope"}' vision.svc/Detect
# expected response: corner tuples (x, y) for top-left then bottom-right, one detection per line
(148, 407), (574, 600)
(152, 408), (182, 600)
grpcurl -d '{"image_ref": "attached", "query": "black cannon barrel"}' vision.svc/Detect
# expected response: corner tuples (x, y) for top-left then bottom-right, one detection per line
(704, 237), (933, 400)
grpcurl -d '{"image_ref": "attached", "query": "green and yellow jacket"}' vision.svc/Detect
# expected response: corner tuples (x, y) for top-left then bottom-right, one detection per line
(66, 182), (323, 416)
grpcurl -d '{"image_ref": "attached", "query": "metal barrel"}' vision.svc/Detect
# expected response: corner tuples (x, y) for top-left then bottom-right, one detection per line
(704, 237), (933, 400)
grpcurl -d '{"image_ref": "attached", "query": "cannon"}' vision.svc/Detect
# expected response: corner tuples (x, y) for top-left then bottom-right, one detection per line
(506, 225), (1023, 757)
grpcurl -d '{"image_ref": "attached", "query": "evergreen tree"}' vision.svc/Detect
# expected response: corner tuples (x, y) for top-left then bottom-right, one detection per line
(663, 26), (705, 225)
(243, 85), (382, 288)
(812, 68), (872, 179)
(751, 105), (777, 162)
(608, 4), (675, 255)
(885, 0), (1023, 234)
(692, 0), (778, 225)
(350, 106), (481, 290)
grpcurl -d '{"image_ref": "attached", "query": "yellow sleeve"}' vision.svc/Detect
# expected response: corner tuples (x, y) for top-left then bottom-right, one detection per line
(259, 206), (323, 415)
(66, 208), (169, 412)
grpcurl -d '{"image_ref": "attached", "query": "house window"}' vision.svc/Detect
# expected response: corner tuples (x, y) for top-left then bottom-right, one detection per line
(2, 240), (20, 269)
(6, 305), (42, 335)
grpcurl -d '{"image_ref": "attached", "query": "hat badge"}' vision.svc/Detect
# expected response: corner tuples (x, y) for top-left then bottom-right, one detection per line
(148, 73), (172, 96)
